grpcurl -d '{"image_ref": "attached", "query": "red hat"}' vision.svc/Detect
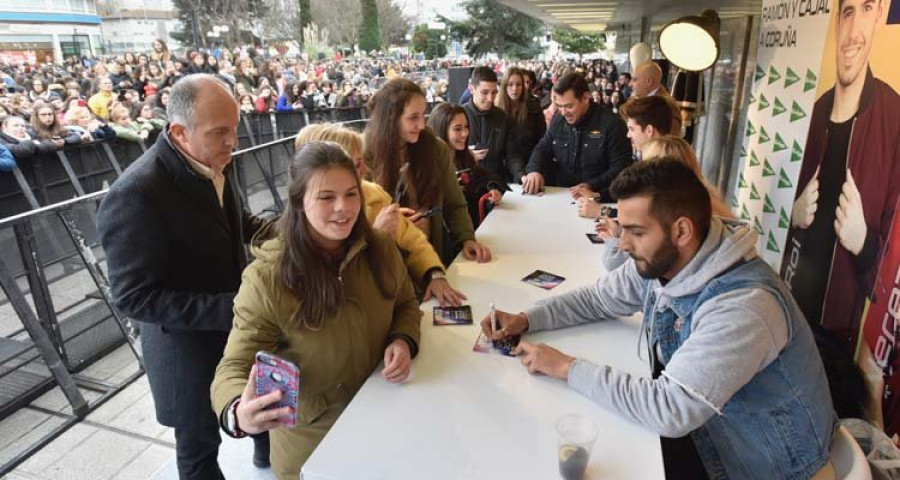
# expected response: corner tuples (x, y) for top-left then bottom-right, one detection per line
(144, 84), (158, 96)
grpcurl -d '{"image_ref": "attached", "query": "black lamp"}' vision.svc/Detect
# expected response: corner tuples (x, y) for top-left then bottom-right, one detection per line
(659, 9), (721, 72)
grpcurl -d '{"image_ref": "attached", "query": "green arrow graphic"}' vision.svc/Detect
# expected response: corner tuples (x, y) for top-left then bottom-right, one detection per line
(759, 126), (770, 144)
(731, 194), (739, 208)
(804, 69), (817, 92)
(784, 67), (800, 88)
(778, 168), (793, 188)
(755, 65), (766, 83)
(773, 133), (787, 152)
(753, 216), (764, 234)
(763, 194), (776, 213)
(749, 92), (756, 104)
(791, 140), (803, 162)
(779, 207), (790, 228)
(749, 151), (761, 167)
(768, 65), (781, 85)
(772, 97), (787, 116)
(740, 145), (747, 157)
(741, 204), (751, 220)
(746, 121), (756, 137)
(766, 231), (781, 253)
(790, 101), (807, 122)
(739, 172), (748, 188)
(758, 93), (770, 111)
(762, 159), (775, 177)
(750, 183), (761, 200)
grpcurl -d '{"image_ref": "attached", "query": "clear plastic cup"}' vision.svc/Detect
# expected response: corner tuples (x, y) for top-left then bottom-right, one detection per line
(556, 414), (598, 480)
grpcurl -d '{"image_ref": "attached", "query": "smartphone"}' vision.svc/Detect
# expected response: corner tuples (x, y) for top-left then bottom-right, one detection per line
(254, 351), (299, 427)
(418, 206), (443, 218)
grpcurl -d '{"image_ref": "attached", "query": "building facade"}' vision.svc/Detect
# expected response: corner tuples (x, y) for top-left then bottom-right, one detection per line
(0, 0), (102, 64)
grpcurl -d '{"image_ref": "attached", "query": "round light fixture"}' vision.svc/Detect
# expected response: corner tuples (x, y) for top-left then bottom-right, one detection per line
(659, 10), (720, 72)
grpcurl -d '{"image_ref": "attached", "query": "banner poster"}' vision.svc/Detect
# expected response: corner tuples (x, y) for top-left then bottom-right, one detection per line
(736, 0), (900, 439)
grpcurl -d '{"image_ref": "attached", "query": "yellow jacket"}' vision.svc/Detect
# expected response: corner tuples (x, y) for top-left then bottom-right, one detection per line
(88, 91), (114, 120)
(362, 180), (443, 284)
(211, 231), (421, 479)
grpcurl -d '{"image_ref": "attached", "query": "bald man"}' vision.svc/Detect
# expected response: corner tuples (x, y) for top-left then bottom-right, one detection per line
(98, 74), (270, 478)
(630, 61), (670, 98)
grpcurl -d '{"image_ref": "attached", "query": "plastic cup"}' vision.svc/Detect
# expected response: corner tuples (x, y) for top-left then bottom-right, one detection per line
(556, 414), (598, 480)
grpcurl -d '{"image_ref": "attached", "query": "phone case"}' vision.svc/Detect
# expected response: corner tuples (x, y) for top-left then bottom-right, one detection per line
(255, 351), (300, 427)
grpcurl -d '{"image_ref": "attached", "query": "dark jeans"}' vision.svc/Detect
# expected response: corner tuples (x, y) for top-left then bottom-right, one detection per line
(174, 421), (224, 480)
(653, 355), (710, 480)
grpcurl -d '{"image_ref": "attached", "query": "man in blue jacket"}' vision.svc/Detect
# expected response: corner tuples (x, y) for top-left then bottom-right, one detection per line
(488, 160), (836, 479)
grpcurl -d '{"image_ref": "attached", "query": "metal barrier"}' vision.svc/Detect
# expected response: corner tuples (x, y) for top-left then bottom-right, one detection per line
(0, 191), (143, 476)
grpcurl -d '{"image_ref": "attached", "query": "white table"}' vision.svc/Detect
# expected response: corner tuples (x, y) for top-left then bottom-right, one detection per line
(301, 186), (665, 480)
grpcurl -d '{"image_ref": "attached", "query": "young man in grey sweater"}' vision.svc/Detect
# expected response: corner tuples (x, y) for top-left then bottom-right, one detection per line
(484, 160), (836, 479)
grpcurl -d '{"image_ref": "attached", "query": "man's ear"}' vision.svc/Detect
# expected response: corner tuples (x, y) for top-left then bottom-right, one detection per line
(671, 217), (695, 248)
(468, 84), (475, 95)
(169, 123), (186, 145)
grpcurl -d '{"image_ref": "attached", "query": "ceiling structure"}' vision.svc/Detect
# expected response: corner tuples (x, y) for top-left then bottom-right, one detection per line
(495, 0), (761, 32)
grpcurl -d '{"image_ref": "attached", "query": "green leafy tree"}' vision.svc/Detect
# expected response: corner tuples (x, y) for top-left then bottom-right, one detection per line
(439, 0), (543, 59)
(412, 24), (448, 59)
(552, 28), (605, 55)
(358, 0), (382, 52)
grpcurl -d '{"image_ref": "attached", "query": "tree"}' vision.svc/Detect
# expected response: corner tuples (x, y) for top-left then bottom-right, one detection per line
(171, 0), (270, 47)
(552, 28), (605, 56)
(412, 24), (448, 59)
(358, 0), (382, 52)
(377, 0), (412, 47)
(439, 0), (543, 59)
(298, 0), (313, 45)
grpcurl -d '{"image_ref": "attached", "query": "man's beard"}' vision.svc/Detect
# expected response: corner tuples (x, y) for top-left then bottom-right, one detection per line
(631, 238), (679, 280)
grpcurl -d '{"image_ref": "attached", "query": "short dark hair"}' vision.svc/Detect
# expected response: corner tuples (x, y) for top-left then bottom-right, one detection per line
(619, 73), (632, 81)
(619, 96), (680, 135)
(610, 159), (712, 240)
(552, 72), (589, 98)
(470, 66), (498, 86)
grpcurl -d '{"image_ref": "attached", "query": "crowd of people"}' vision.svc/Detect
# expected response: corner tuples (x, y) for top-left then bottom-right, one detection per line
(68, 29), (846, 480)
(0, 39), (641, 174)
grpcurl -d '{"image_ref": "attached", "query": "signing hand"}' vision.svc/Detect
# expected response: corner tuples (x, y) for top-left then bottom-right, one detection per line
(479, 309), (529, 340)
(569, 183), (595, 200)
(577, 197), (601, 219)
(382, 338), (411, 383)
(521, 172), (545, 194)
(513, 341), (575, 380)
(462, 239), (492, 263)
(235, 364), (294, 435)
(422, 277), (467, 307)
(595, 216), (620, 241)
(791, 167), (819, 229)
(835, 170), (867, 256)
(373, 203), (400, 236)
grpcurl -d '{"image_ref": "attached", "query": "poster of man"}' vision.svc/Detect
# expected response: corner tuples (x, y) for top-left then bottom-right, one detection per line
(782, 0), (900, 438)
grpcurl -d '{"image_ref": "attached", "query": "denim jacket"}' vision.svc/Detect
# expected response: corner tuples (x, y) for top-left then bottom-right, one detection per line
(645, 257), (836, 479)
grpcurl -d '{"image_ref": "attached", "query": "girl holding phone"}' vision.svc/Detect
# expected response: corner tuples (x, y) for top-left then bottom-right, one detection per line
(365, 78), (491, 265)
(211, 142), (421, 479)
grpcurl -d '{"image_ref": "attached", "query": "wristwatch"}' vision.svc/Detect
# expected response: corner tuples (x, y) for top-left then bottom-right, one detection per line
(223, 398), (246, 439)
(430, 270), (446, 282)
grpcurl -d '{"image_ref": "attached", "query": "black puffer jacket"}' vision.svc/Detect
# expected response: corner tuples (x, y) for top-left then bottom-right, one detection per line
(526, 102), (632, 200)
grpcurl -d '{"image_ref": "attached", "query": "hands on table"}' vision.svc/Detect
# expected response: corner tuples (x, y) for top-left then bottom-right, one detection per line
(479, 309), (575, 380)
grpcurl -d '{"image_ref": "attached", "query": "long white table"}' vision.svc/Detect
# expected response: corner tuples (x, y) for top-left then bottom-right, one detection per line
(301, 186), (665, 480)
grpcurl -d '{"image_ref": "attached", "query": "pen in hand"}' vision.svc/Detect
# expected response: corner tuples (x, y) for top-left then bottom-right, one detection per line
(490, 302), (497, 335)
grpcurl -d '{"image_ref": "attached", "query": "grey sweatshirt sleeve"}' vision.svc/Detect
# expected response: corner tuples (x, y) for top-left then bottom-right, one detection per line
(524, 260), (646, 332)
(600, 237), (629, 272)
(565, 287), (789, 438)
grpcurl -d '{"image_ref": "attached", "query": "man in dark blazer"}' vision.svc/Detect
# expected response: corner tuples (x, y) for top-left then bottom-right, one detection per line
(97, 74), (268, 479)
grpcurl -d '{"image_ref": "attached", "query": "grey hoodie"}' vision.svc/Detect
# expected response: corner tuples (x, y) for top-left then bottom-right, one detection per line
(525, 218), (790, 437)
